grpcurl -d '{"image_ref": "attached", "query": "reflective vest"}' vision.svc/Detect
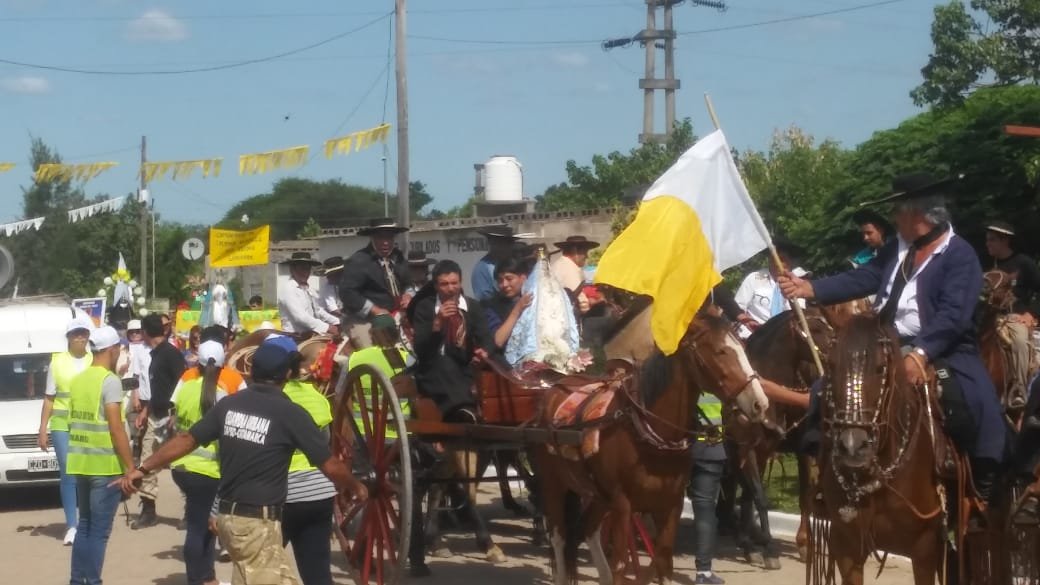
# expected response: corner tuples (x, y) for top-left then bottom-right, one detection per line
(67, 367), (125, 476)
(49, 352), (92, 432)
(347, 347), (410, 439)
(284, 380), (332, 472)
(171, 378), (220, 479)
(697, 394), (724, 443)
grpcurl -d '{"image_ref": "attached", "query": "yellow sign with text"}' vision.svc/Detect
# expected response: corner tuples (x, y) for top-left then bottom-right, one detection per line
(209, 226), (270, 267)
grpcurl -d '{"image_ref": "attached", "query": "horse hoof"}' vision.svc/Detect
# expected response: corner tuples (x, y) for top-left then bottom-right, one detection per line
(485, 545), (507, 564)
(747, 551), (766, 567)
(797, 545), (809, 563)
(431, 546), (452, 559)
(764, 557), (782, 570)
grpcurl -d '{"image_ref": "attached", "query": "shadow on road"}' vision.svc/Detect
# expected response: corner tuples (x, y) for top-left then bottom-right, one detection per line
(0, 485), (60, 512)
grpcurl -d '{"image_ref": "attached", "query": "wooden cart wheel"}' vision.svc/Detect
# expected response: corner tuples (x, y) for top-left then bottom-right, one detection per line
(601, 512), (656, 581)
(331, 363), (413, 585)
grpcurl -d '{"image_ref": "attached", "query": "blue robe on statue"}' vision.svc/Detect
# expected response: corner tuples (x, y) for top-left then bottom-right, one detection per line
(504, 264), (580, 368)
(812, 234), (1006, 461)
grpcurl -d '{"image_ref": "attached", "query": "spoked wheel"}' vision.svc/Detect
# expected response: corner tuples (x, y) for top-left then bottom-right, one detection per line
(601, 512), (656, 581)
(331, 363), (413, 585)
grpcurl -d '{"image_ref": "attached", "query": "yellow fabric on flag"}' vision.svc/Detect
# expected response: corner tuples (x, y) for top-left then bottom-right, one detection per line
(594, 129), (769, 355)
(34, 162), (117, 183)
(0, 163), (15, 173)
(209, 225), (270, 268)
(238, 146), (309, 176)
(323, 123), (391, 159)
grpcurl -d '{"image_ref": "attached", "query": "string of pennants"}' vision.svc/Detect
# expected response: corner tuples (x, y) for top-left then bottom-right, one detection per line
(0, 122), (391, 184)
(0, 195), (128, 237)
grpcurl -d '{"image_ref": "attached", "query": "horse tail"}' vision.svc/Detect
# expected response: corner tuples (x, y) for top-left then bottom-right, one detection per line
(563, 490), (582, 584)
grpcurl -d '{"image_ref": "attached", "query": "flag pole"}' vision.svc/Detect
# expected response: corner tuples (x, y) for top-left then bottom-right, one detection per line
(703, 93), (826, 376)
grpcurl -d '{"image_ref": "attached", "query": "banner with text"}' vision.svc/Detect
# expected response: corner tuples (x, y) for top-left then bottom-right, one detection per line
(209, 225), (270, 267)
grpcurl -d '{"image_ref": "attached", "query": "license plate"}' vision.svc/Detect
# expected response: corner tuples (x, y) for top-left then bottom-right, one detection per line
(28, 457), (58, 472)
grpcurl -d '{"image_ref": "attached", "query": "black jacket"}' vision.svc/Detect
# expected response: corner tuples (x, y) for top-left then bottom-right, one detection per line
(407, 286), (494, 414)
(339, 244), (411, 315)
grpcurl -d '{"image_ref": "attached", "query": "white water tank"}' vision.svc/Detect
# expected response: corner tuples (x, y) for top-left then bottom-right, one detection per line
(482, 156), (523, 202)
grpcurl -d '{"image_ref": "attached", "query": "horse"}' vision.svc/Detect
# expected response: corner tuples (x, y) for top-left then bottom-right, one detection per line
(535, 304), (770, 585)
(721, 299), (870, 568)
(978, 269), (1022, 421)
(808, 313), (1016, 585)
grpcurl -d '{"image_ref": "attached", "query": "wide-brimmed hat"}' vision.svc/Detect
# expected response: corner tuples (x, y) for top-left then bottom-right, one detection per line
(319, 256), (345, 275)
(554, 235), (600, 250)
(280, 252), (321, 267)
(477, 225), (518, 240)
(358, 217), (409, 236)
(860, 172), (963, 207)
(985, 221), (1015, 237)
(407, 250), (436, 266)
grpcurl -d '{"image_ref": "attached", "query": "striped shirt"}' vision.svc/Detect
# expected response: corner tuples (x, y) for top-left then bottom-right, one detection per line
(286, 469), (337, 503)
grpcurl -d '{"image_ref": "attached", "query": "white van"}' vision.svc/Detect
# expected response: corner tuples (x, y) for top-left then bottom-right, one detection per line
(0, 296), (81, 488)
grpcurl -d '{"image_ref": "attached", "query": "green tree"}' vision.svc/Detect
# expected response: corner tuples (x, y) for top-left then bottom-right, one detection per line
(297, 217), (321, 239)
(538, 119), (697, 211)
(913, 1), (1040, 107)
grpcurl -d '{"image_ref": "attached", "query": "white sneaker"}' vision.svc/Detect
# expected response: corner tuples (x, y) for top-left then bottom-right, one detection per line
(63, 527), (76, 546)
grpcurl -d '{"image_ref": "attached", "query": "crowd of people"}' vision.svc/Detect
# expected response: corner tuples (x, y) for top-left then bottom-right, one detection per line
(34, 168), (1040, 583)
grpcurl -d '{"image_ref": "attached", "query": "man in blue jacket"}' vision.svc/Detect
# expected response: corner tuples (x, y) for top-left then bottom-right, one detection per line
(779, 173), (1006, 503)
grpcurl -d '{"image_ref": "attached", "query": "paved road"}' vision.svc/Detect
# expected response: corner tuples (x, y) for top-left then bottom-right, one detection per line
(1, 473), (911, 584)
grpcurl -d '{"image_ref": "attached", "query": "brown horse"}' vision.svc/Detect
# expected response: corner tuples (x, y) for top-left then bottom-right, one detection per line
(811, 314), (956, 585)
(978, 270), (1021, 419)
(535, 306), (770, 585)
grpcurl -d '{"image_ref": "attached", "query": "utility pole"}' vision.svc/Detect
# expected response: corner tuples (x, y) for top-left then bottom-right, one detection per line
(139, 135), (148, 299)
(607, 0), (726, 144)
(395, 0), (410, 249)
(382, 147), (389, 217)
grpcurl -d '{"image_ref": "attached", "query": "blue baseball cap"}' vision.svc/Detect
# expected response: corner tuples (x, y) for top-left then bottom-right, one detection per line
(252, 335), (299, 381)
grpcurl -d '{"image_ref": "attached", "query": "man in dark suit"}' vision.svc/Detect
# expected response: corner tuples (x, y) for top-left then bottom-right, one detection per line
(406, 260), (494, 422)
(340, 217), (412, 348)
(779, 173), (1006, 502)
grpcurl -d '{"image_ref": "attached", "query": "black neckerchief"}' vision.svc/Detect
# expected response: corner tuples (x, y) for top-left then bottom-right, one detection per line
(878, 222), (950, 325)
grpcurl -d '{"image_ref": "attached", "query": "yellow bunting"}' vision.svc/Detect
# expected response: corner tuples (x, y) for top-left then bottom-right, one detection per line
(323, 123), (391, 159)
(34, 162), (118, 183)
(209, 225), (270, 267)
(238, 146), (309, 176)
(141, 158), (223, 182)
(0, 163), (14, 173)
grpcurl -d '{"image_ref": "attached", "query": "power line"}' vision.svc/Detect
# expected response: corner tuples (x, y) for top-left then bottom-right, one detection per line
(0, 12), (391, 75)
(677, 0), (905, 36)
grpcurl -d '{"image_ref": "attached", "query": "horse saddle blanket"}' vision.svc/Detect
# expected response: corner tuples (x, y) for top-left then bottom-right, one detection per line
(551, 381), (618, 460)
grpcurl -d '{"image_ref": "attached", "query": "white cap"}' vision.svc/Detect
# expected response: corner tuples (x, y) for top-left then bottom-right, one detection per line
(66, 315), (95, 334)
(259, 321), (275, 330)
(197, 340), (226, 367)
(127, 319), (142, 331)
(89, 326), (121, 351)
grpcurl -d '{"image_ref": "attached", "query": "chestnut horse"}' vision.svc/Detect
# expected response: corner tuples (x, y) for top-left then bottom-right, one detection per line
(535, 305), (770, 585)
(810, 314), (947, 585)
(978, 270), (1020, 420)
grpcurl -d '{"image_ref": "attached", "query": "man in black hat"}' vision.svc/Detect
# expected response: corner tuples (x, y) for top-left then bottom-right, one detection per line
(472, 225), (520, 301)
(339, 218), (411, 348)
(984, 220), (1040, 409)
(779, 172), (1007, 506)
(277, 252), (341, 337)
(317, 256), (346, 319)
(404, 250), (436, 296)
(849, 209), (892, 267)
(550, 235), (600, 314)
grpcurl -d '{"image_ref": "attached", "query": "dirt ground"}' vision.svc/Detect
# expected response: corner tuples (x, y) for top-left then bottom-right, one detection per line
(0, 473), (912, 584)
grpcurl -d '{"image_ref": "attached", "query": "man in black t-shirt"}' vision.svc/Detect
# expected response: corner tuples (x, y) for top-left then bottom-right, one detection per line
(132, 313), (187, 529)
(116, 335), (366, 585)
(985, 221), (1040, 408)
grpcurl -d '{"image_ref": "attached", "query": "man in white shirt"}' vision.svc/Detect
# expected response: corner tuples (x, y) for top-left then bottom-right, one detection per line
(734, 243), (808, 337)
(277, 252), (341, 336)
(316, 256), (345, 318)
(550, 235), (600, 314)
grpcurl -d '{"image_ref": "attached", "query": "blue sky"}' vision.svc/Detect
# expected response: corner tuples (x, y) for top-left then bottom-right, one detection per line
(0, 0), (937, 227)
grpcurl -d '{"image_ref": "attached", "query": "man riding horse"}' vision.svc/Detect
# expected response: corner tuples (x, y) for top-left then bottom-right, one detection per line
(780, 172), (1007, 506)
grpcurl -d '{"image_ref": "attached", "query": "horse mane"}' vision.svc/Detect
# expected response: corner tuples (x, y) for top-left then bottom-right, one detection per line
(745, 311), (794, 357)
(602, 295), (653, 346)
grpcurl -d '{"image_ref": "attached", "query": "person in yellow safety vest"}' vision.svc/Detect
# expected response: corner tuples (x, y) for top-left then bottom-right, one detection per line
(347, 345), (412, 440)
(688, 393), (727, 585)
(66, 326), (134, 585)
(170, 340), (229, 585)
(281, 349), (338, 585)
(37, 313), (95, 546)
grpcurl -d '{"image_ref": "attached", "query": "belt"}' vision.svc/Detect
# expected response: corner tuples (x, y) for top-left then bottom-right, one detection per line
(217, 500), (282, 520)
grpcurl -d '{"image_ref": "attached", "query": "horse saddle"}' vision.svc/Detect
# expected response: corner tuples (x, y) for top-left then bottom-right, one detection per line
(546, 363), (634, 461)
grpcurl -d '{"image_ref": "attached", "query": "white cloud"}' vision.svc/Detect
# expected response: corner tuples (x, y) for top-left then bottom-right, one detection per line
(0, 76), (50, 95)
(551, 51), (590, 69)
(126, 9), (187, 42)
